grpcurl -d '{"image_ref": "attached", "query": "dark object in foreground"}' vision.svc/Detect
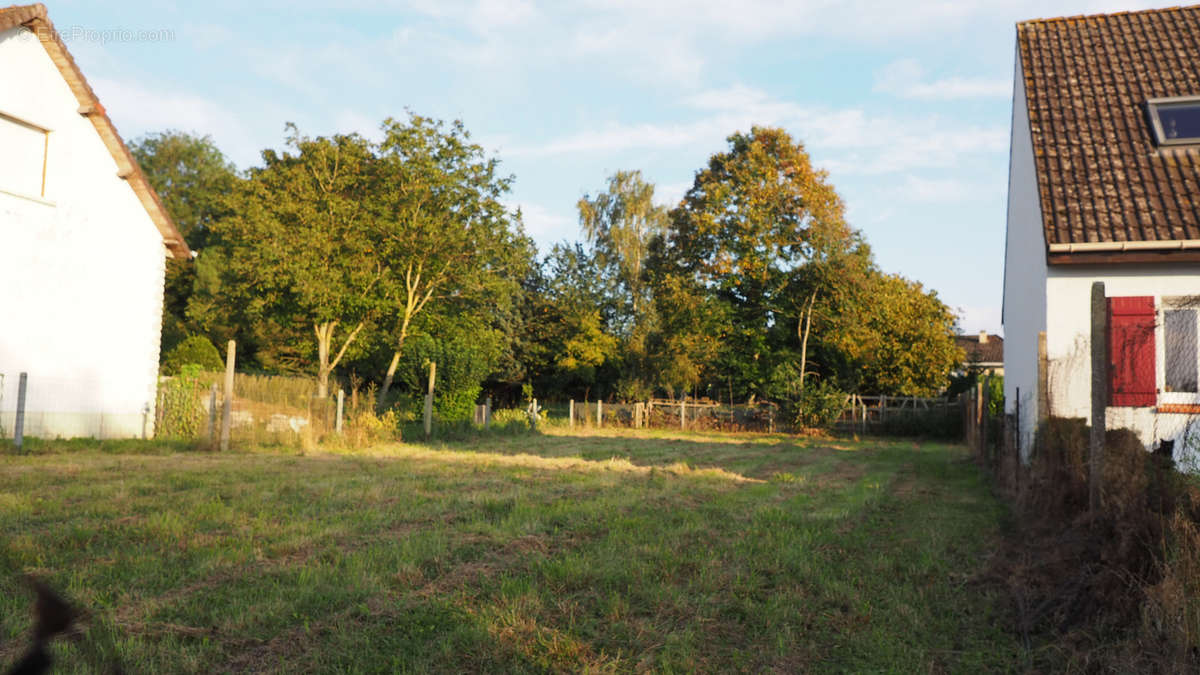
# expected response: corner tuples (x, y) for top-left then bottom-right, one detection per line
(5, 577), (80, 675)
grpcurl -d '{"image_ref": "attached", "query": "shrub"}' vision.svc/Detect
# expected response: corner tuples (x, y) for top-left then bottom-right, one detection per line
(157, 364), (207, 438)
(162, 336), (224, 375)
(788, 380), (847, 429)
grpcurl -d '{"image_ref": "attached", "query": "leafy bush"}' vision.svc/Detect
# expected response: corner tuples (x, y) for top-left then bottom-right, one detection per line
(788, 379), (847, 429)
(396, 324), (502, 421)
(162, 336), (224, 375)
(157, 364), (208, 438)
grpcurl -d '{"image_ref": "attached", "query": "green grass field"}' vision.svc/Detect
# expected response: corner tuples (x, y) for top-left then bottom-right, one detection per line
(0, 429), (1021, 672)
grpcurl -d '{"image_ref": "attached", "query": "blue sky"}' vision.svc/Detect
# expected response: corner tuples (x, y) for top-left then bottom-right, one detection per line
(48, 0), (1172, 335)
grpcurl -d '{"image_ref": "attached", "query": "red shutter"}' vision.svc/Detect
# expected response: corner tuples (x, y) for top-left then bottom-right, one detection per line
(1108, 296), (1156, 407)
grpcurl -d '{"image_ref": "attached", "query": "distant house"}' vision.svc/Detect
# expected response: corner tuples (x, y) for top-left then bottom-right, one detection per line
(0, 4), (188, 438)
(1003, 6), (1200, 463)
(956, 331), (1003, 376)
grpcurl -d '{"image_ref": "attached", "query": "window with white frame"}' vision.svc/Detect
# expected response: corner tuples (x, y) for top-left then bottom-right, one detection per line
(0, 110), (49, 199)
(1160, 297), (1200, 404)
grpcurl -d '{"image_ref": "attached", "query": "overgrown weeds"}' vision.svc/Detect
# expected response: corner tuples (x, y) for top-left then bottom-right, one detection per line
(985, 417), (1200, 671)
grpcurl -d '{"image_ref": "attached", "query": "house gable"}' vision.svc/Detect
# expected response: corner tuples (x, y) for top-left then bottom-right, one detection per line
(0, 3), (188, 258)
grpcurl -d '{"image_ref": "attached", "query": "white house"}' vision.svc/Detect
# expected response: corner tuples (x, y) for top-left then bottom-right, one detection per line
(0, 4), (188, 439)
(1004, 6), (1200, 467)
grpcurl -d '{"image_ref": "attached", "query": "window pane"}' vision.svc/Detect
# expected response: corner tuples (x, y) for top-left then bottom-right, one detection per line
(1155, 102), (1200, 143)
(0, 116), (45, 197)
(1165, 309), (1198, 393)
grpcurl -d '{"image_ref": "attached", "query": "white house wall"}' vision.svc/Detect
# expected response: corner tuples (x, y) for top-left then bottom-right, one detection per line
(1002, 46), (1048, 460)
(0, 26), (166, 439)
(1045, 265), (1200, 468)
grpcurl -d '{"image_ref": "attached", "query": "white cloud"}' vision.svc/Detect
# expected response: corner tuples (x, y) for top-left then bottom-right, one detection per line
(506, 200), (576, 244)
(89, 76), (258, 167)
(874, 59), (1011, 100)
(511, 85), (1007, 176)
(887, 175), (1003, 204)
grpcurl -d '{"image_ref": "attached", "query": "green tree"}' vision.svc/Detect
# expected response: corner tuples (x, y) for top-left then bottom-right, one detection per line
(130, 131), (239, 354)
(832, 273), (962, 396)
(373, 114), (532, 408)
(212, 126), (387, 397)
(656, 127), (855, 399)
(578, 170), (668, 325)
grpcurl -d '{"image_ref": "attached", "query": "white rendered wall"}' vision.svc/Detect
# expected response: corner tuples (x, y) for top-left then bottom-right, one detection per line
(0, 26), (166, 439)
(1045, 266), (1200, 469)
(1002, 48), (1048, 460)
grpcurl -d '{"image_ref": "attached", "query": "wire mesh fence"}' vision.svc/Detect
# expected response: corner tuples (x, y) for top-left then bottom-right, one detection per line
(559, 398), (781, 432)
(0, 371), (155, 441)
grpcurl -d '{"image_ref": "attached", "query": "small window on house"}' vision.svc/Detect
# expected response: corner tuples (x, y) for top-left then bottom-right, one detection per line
(0, 110), (49, 198)
(1147, 97), (1200, 146)
(1164, 308), (1198, 393)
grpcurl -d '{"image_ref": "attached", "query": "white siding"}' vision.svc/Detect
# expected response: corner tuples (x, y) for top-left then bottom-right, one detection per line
(1002, 46), (1047, 460)
(0, 26), (166, 438)
(1046, 267), (1200, 469)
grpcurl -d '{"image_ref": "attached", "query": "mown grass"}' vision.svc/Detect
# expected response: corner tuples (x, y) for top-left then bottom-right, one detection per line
(0, 428), (1021, 672)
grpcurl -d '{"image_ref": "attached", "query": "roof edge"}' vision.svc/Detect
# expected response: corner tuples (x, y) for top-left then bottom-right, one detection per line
(1018, 4), (1200, 28)
(1049, 240), (1200, 253)
(4, 4), (190, 258)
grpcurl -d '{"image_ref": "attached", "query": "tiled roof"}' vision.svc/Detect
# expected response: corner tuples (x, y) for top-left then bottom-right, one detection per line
(1017, 6), (1200, 257)
(956, 334), (1004, 365)
(0, 4), (189, 258)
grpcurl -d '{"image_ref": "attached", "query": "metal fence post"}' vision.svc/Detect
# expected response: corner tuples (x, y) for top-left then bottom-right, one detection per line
(14, 372), (27, 453)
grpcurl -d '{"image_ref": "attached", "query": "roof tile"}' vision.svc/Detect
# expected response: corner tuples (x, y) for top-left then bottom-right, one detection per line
(1019, 5), (1200, 250)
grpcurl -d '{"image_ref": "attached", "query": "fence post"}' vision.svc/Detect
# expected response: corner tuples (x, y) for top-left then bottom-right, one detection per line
(208, 384), (219, 451)
(1090, 282), (1107, 513)
(485, 396), (492, 430)
(220, 341), (235, 452)
(336, 389), (344, 433)
(569, 399), (574, 430)
(424, 361), (436, 441)
(680, 397), (686, 430)
(1037, 331), (1049, 431)
(982, 376), (992, 464)
(13, 372), (27, 453)
(597, 400), (603, 429)
(530, 398), (539, 431)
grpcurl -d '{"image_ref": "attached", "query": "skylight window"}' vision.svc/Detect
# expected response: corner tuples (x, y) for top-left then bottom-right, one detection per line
(1148, 97), (1200, 146)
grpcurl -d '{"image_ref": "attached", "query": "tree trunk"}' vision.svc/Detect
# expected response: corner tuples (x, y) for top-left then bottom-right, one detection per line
(378, 351), (401, 410)
(377, 262), (436, 409)
(797, 289), (818, 393)
(315, 320), (365, 400)
(377, 318), (414, 410)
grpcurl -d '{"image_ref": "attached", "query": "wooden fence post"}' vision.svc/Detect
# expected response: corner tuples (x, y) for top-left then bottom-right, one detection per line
(424, 361), (436, 441)
(13, 372), (27, 453)
(1037, 331), (1049, 431)
(982, 376), (992, 464)
(597, 400), (603, 429)
(336, 389), (344, 433)
(569, 399), (575, 430)
(208, 383), (218, 451)
(485, 396), (492, 430)
(1090, 282), (1107, 513)
(680, 398), (686, 430)
(530, 398), (539, 431)
(220, 341), (235, 452)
